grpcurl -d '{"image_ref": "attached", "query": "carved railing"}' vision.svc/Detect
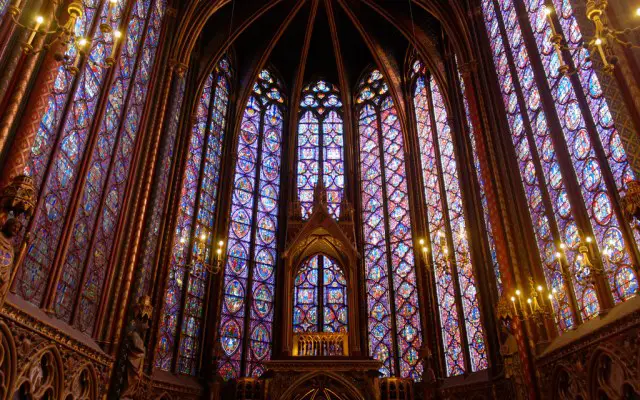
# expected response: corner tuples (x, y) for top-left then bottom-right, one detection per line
(292, 332), (348, 356)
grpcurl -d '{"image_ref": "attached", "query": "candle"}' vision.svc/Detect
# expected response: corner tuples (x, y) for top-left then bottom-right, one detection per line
(510, 296), (517, 313)
(106, 0), (117, 22)
(594, 37), (610, 68)
(106, 29), (122, 66)
(25, 15), (44, 47)
(527, 298), (533, 314)
(543, 6), (557, 35)
(69, 37), (86, 74)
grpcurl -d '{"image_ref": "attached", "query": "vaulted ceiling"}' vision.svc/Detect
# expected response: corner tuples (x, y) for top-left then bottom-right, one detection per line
(170, 0), (477, 105)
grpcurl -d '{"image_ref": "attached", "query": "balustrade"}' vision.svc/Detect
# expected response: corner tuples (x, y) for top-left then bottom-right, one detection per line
(292, 332), (348, 356)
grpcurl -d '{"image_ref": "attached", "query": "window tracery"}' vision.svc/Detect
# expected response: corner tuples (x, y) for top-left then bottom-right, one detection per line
(293, 254), (348, 333)
(481, 0), (639, 330)
(12, 0), (166, 333)
(218, 69), (284, 380)
(411, 61), (487, 375)
(357, 69), (422, 380)
(297, 80), (344, 219)
(155, 57), (232, 375)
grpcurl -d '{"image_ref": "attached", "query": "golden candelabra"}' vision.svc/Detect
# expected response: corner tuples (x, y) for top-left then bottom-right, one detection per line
(180, 233), (225, 275)
(509, 278), (555, 327)
(7, 0), (122, 73)
(544, 1), (640, 75)
(418, 231), (451, 273)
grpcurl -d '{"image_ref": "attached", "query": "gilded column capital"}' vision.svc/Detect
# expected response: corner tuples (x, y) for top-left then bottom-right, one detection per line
(169, 59), (188, 77)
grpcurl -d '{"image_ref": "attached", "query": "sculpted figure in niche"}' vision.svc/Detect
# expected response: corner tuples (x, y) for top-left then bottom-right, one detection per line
(121, 296), (152, 399)
(0, 217), (21, 308)
(499, 322), (527, 400)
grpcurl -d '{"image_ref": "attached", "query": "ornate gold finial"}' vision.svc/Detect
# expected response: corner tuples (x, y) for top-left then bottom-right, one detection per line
(313, 180), (327, 206)
(134, 295), (153, 321)
(339, 197), (354, 222)
(0, 175), (36, 217)
(496, 293), (515, 322)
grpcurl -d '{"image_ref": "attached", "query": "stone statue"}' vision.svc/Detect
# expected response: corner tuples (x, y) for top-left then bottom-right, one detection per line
(0, 218), (21, 307)
(499, 323), (527, 400)
(121, 296), (152, 399)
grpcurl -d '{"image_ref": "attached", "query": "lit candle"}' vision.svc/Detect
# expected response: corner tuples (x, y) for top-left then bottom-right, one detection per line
(636, 7), (640, 17)
(511, 296), (517, 313)
(543, 6), (557, 35)
(536, 285), (543, 292)
(69, 37), (87, 74)
(25, 15), (44, 47)
(527, 298), (533, 314)
(218, 240), (225, 247)
(106, 29), (122, 66)
(107, 0), (117, 22)
(548, 293), (555, 314)
(594, 37), (610, 68)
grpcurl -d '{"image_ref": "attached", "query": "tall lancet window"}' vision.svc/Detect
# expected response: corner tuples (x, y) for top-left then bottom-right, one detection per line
(12, 0), (166, 331)
(218, 69), (284, 380)
(357, 69), (422, 380)
(293, 255), (348, 333)
(297, 80), (344, 218)
(411, 62), (487, 376)
(155, 58), (232, 375)
(481, 0), (639, 330)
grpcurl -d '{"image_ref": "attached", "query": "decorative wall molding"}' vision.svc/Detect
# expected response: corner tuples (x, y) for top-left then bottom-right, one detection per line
(0, 297), (113, 399)
(536, 299), (640, 399)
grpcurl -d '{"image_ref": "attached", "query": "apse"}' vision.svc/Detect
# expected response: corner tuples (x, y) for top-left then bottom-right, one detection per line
(0, 0), (639, 399)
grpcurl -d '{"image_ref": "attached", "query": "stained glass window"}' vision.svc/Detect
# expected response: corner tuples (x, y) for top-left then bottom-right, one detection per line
(138, 75), (187, 299)
(357, 69), (422, 380)
(293, 254), (348, 333)
(12, 0), (167, 329)
(454, 58), (503, 294)
(218, 69), (284, 380)
(155, 58), (232, 375)
(297, 81), (344, 218)
(481, 0), (639, 330)
(411, 62), (487, 376)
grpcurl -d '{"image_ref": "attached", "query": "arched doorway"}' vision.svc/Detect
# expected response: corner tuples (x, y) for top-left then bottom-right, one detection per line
(281, 373), (365, 400)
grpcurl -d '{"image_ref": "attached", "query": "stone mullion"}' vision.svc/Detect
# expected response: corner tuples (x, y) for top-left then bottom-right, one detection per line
(404, 75), (444, 380)
(425, 72), (474, 374)
(511, 0), (614, 310)
(146, 61), (199, 371)
(239, 107), (266, 377)
(40, 0), (137, 313)
(5, 0), (108, 295)
(546, 2), (640, 281)
(470, 3), (542, 397)
(171, 69), (218, 374)
(68, 0), (157, 328)
(445, 48), (500, 373)
(95, 6), (177, 346)
(373, 102), (401, 378)
(202, 64), (237, 386)
(489, 0), (583, 330)
(106, 26), (181, 400)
